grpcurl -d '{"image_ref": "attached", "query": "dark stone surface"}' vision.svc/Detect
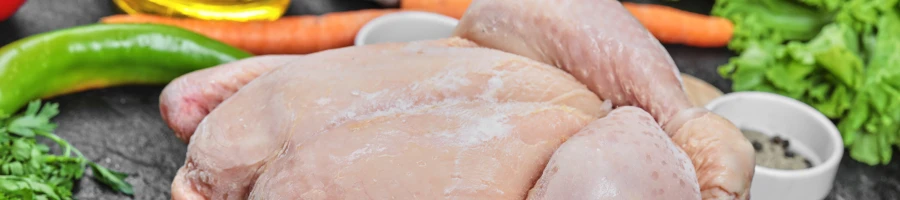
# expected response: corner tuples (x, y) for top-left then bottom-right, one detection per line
(1, 0), (897, 199)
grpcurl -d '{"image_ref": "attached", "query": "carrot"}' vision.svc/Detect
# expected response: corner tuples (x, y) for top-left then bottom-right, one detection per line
(400, 0), (734, 48)
(99, 9), (399, 55)
(621, 2), (733, 48)
(401, 0), (473, 19)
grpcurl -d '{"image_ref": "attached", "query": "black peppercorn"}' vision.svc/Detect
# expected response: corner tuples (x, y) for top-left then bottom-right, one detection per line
(804, 159), (812, 168)
(784, 151), (795, 158)
(771, 136), (784, 145)
(751, 141), (762, 152)
(782, 140), (790, 149)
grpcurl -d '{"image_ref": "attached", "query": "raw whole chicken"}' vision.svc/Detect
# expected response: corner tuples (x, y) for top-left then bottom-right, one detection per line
(160, 0), (756, 199)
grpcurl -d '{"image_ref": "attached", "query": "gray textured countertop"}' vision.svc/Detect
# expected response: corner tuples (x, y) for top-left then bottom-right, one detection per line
(0, 0), (897, 199)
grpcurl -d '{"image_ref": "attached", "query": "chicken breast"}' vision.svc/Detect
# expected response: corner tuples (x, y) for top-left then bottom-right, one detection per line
(248, 101), (596, 199)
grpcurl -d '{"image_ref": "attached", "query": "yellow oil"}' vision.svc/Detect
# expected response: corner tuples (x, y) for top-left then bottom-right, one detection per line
(113, 0), (291, 21)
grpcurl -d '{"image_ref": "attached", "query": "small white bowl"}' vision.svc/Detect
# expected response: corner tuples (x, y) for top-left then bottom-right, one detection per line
(705, 92), (843, 200)
(354, 11), (459, 46)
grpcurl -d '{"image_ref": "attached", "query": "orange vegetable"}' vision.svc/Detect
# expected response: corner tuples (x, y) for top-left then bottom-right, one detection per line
(400, 0), (734, 48)
(99, 9), (399, 55)
(621, 2), (733, 48)
(400, 0), (472, 19)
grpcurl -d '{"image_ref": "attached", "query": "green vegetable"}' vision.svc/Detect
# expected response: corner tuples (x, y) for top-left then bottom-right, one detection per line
(837, 7), (900, 165)
(718, 23), (862, 115)
(711, 0), (834, 52)
(1, 101), (132, 199)
(0, 23), (253, 117)
(716, 0), (900, 165)
(797, 0), (849, 11)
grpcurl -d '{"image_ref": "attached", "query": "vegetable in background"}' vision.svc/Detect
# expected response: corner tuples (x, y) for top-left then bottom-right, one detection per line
(401, 0), (473, 19)
(798, 0), (848, 11)
(711, 0), (834, 52)
(836, 5), (900, 165)
(0, 23), (252, 117)
(718, 24), (862, 115)
(1, 101), (132, 199)
(0, 0), (26, 22)
(716, 0), (900, 165)
(99, 9), (399, 55)
(622, 2), (734, 48)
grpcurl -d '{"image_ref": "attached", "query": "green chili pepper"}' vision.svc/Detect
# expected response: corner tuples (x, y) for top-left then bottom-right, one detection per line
(0, 24), (253, 116)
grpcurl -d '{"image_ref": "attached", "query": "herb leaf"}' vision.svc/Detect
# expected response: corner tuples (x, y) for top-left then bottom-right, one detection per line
(90, 163), (134, 195)
(1, 100), (133, 198)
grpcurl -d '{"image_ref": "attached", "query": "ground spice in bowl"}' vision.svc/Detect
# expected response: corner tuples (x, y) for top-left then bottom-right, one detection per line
(742, 129), (813, 170)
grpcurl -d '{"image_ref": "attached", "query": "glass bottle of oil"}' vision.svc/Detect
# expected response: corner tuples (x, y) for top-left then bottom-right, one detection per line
(113, 0), (291, 22)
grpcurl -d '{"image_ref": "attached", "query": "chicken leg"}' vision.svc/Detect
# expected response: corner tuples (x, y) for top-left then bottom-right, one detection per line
(527, 106), (701, 200)
(159, 55), (293, 142)
(454, 0), (754, 199)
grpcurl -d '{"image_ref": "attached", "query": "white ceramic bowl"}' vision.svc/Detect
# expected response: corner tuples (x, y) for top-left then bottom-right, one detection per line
(705, 92), (843, 200)
(354, 11), (459, 46)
